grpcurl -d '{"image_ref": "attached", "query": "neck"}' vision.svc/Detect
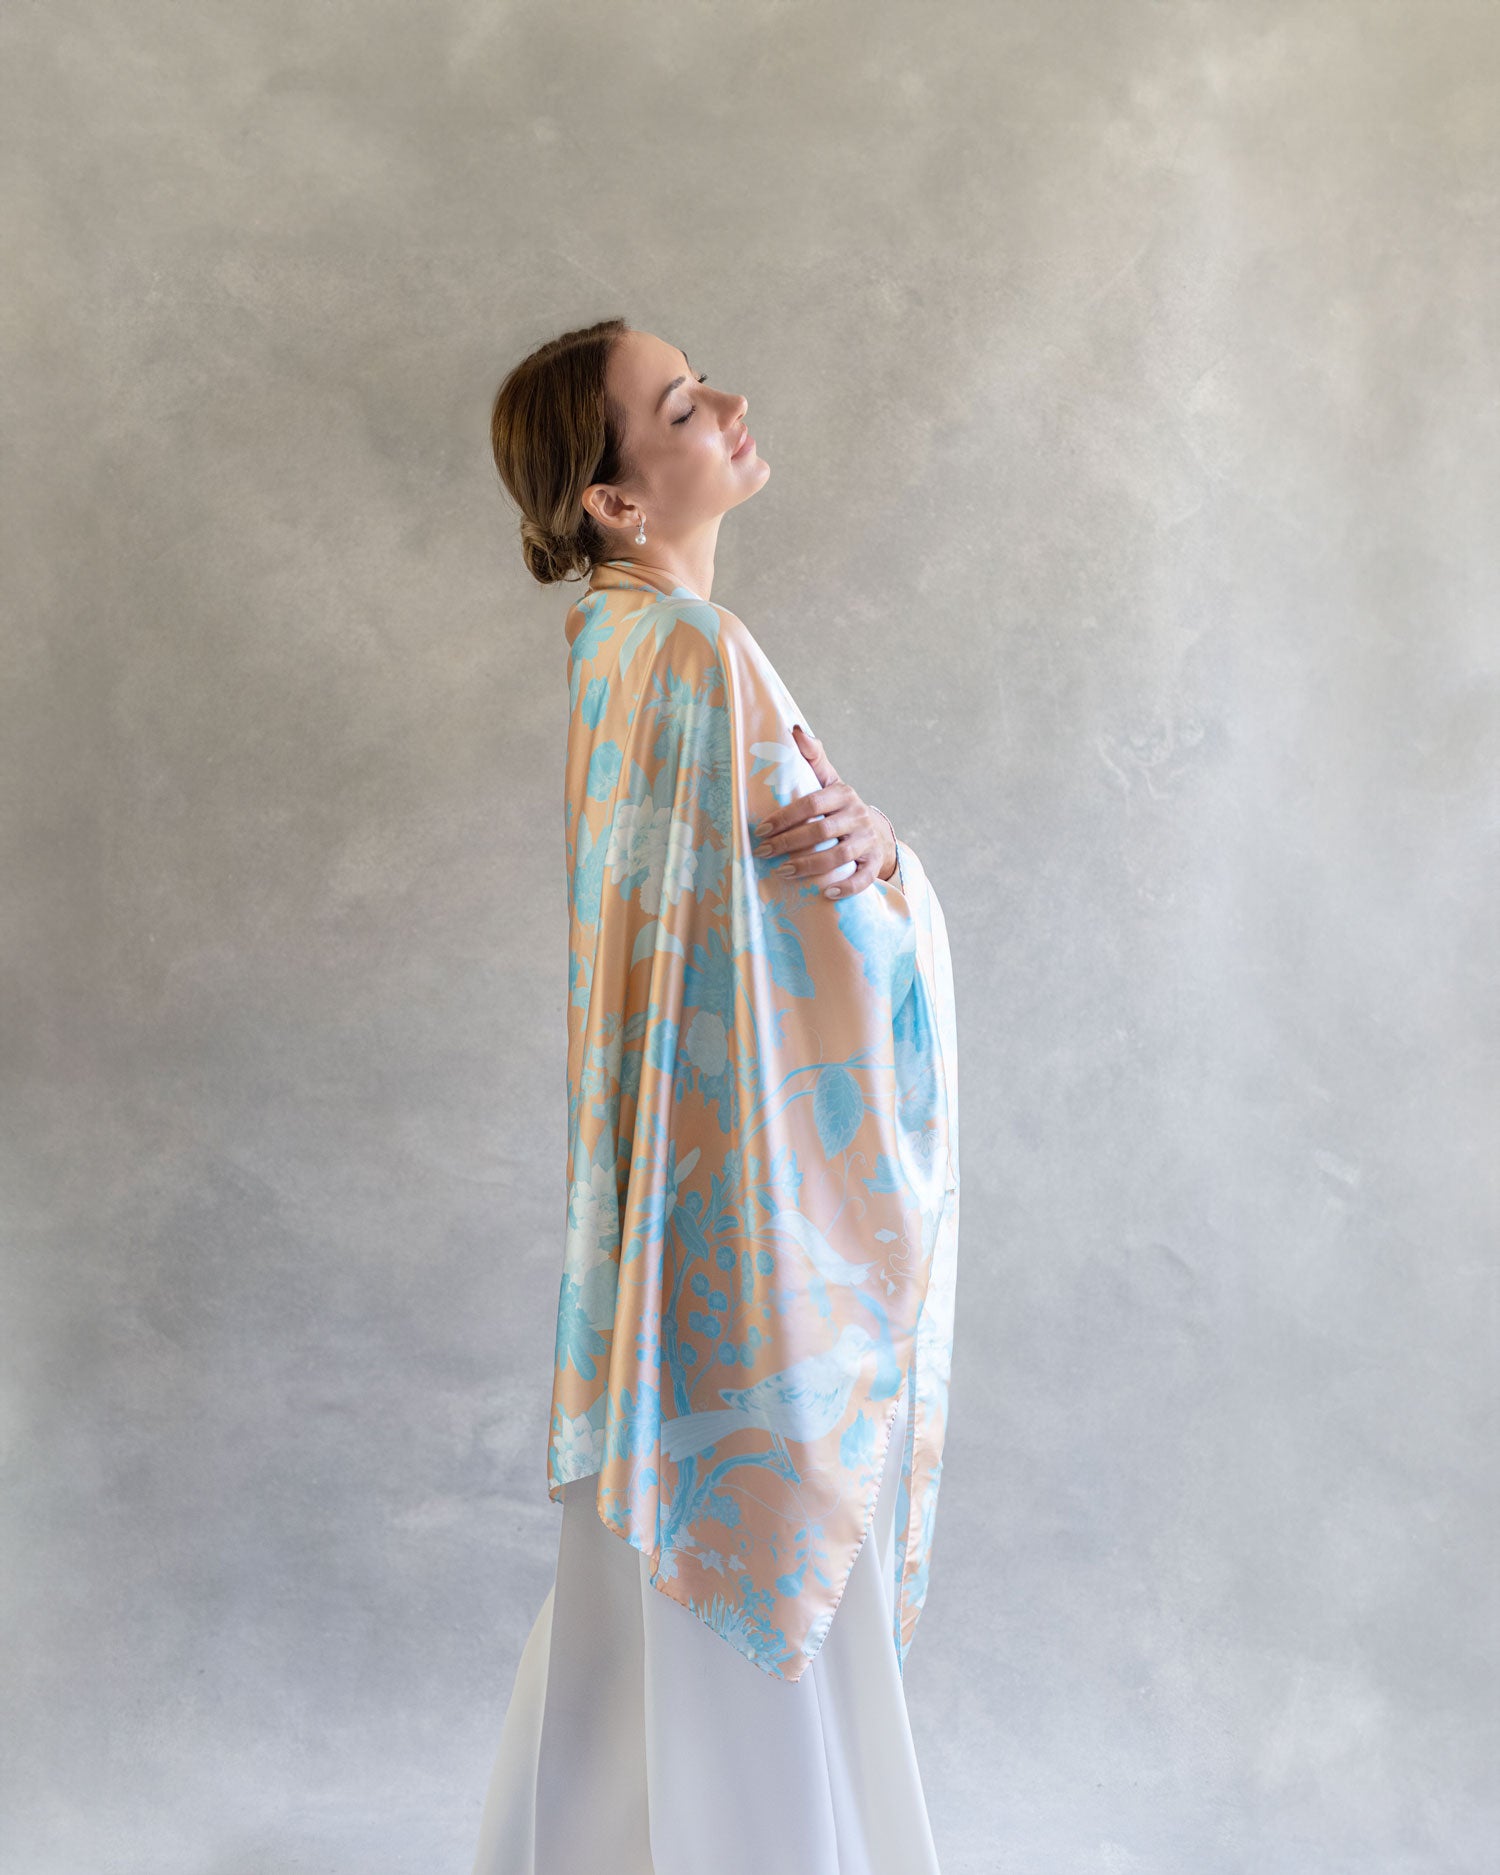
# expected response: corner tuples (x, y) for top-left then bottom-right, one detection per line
(606, 522), (720, 604)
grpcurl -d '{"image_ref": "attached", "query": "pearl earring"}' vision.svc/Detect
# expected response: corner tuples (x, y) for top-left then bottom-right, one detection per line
(634, 516), (646, 545)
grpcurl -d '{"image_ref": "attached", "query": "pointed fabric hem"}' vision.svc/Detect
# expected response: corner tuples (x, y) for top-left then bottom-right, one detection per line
(549, 1373), (915, 1686)
(471, 1372), (943, 1875)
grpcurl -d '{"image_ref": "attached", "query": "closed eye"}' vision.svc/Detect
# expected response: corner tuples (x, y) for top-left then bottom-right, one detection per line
(672, 372), (709, 423)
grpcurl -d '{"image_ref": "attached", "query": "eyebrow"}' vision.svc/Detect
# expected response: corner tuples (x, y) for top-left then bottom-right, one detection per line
(653, 349), (693, 414)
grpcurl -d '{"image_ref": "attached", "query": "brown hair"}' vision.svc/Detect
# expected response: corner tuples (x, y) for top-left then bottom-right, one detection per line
(490, 316), (634, 586)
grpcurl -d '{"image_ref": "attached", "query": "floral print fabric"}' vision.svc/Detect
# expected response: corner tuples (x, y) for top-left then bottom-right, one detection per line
(550, 556), (960, 1684)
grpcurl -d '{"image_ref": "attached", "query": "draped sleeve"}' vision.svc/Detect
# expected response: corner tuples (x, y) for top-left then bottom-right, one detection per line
(552, 580), (960, 1683)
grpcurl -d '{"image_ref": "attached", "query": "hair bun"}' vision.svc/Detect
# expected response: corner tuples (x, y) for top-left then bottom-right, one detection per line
(521, 517), (574, 585)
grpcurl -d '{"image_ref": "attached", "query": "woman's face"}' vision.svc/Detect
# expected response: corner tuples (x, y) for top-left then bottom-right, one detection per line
(586, 329), (770, 549)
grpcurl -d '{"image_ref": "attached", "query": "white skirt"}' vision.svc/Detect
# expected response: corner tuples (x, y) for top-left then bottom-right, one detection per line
(469, 1371), (942, 1875)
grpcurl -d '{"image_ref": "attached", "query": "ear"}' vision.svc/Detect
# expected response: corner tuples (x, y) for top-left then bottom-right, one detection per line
(583, 483), (629, 533)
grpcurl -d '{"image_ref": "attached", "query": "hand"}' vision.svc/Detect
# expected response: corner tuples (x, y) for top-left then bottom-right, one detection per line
(752, 724), (898, 898)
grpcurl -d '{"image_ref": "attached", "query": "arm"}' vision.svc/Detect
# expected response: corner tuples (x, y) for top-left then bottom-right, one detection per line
(754, 723), (905, 896)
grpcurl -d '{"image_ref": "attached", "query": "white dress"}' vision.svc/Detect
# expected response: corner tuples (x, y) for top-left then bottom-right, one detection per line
(469, 1371), (942, 1875)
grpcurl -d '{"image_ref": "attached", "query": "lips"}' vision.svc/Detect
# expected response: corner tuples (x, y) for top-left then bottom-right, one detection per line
(731, 428), (754, 459)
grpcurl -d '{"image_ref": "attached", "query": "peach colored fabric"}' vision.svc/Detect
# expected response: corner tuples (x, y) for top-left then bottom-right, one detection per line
(549, 556), (960, 1683)
(471, 1373), (943, 1875)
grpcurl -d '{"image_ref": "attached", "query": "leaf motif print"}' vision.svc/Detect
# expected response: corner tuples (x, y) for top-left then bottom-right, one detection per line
(580, 675), (609, 728)
(813, 1063), (865, 1158)
(571, 810), (609, 927)
(758, 895), (814, 998)
(586, 740), (622, 800)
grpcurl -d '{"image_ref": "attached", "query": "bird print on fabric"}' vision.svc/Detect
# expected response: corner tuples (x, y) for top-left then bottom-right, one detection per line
(660, 1323), (876, 1465)
(765, 1208), (877, 1288)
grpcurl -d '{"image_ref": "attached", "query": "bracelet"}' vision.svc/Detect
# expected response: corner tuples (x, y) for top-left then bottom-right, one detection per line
(869, 805), (902, 887)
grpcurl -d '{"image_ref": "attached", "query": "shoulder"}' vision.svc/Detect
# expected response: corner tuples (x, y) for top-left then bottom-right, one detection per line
(604, 594), (763, 702)
(636, 595), (741, 683)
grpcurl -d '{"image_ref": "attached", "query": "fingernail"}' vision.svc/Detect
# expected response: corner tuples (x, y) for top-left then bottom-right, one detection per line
(825, 886), (840, 897)
(755, 821), (772, 837)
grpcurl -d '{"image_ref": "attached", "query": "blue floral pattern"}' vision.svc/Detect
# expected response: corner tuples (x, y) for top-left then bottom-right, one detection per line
(549, 558), (960, 1683)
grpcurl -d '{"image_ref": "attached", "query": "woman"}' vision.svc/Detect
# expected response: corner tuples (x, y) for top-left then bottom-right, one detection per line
(473, 318), (961, 1875)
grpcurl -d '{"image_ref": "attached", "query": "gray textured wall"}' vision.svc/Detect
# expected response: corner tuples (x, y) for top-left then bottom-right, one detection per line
(3, 3), (1496, 1871)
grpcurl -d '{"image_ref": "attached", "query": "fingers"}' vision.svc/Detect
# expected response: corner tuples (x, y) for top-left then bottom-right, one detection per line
(755, 789), (854, 853)
(757, 819), (840, 862)
(791, 722), (838, 784)
(818, 848), (881, 897)
(759, 824), (884, 894)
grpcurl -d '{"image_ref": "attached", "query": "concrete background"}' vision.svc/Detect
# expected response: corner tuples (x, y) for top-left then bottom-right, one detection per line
(2, 3), (1496, 1871)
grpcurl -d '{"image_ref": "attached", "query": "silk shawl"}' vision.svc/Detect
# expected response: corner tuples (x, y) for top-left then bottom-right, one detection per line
(549, 555), (960, 1684)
